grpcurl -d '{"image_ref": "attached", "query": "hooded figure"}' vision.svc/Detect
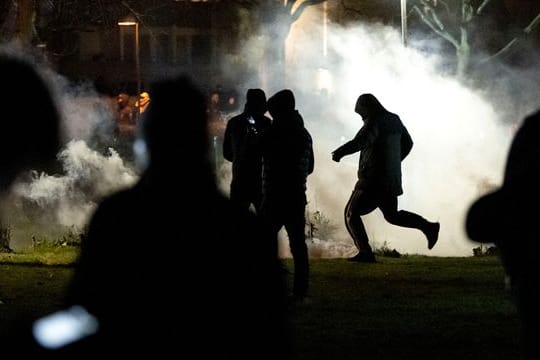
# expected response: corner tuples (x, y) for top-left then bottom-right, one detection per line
(30, 76), (291, 358)
(466, 109), (540, 360)
(260, 89), (314, 301)
(262, 89), (313, 201)
(332, 93), (439, 263)
(223, 88), (271, 212)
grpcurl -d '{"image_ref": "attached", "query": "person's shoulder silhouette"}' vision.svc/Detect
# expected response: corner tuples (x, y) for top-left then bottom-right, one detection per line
(466, 109), (540, 360)
(0, 53), (62, 353)
(62, 76), (290, 358)
(466, 109), (540, 271)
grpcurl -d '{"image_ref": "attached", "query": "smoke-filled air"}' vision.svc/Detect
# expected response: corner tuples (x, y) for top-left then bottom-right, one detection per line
(225, 6), (537, 258)
(0, 66), (138, 249)
(2, 5), (538, 257)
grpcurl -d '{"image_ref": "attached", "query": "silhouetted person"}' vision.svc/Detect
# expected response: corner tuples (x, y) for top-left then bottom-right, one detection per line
(136, 91), (151, 115)
(114, 92), (137, 162)
(223, 88), (271, 212)
(260, 89), (314, 301)
(0, 54), (61, 252)
(0, 54), (61, 192)
(0, 53), (61, 347)
(25, 76), (290, 358)
(115, 92), (136, 138)
(207, 90), (226, 172)
(332, 93), (439, 263)
(466, 109), (540, 360)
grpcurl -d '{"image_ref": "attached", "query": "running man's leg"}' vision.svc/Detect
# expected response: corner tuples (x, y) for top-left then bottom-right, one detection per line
(378, 195), (439, 249)
(344, 185), (378, 256)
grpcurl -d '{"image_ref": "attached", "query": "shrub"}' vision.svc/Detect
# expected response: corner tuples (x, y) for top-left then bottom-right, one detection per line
(31, 226), (83, 249)
(306, 210), (338, 241)
(0, 223), (12, 253)
(472, 244), (499, 257)
(374, 241), (401, 258)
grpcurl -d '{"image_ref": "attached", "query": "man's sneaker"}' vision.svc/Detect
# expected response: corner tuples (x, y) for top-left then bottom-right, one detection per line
(347, 252), (376, 263)
(425, 222), (440, 250)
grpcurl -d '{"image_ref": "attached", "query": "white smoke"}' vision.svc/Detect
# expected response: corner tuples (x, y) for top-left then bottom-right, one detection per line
(3, 9), (533, 256)
(41, 70), (117, 145)
(6, 140), (137, 248)
(229, 7), (535, 257)
(0, 48), (139, 249)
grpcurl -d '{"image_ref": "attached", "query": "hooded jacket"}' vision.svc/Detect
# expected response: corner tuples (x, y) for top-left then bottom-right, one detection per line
(223, 91), (271, 188)
(261, 90), (314, 205)
(333, 110), (412, 196)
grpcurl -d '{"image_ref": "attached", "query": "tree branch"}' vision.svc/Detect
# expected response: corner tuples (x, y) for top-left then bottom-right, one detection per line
(412, 4), (459, 48)
(476, 0), (491, 15)
(285, 0), (295, 15)
(291, 0), (326, 23)
(420, 0), (444, 30)
(480, 12), (540, 63)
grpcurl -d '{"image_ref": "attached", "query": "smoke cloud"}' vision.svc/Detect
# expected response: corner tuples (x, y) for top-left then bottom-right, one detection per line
(0, 48), (138, 249)
(222, 6), (539, 257)
(4, 140), (137, 249)
(3, 7), (538, 257)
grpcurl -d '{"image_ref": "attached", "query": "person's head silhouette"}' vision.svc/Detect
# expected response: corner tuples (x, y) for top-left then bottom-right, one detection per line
(244, 88), (267, 115)
(0, 54), (61, 191)
(135, 76), (210, 175)
(267, 89), (295, 120)
(354, 93), (387, 121)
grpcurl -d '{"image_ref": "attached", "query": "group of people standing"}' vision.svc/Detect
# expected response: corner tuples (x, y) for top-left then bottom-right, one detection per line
(104, 90), (151, 162)
(223, 88), (440, 301)
(224, 88), (314, 301)
(4, 51), (536, 358)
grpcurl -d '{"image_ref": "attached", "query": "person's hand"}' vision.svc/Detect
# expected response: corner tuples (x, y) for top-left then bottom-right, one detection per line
(332, 151), (341, 162)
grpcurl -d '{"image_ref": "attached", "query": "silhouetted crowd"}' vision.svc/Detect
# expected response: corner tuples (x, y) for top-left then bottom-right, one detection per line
(1, 52), (538, 360)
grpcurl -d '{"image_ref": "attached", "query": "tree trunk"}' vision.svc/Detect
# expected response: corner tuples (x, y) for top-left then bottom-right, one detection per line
(14, 0), (35, 45)
(456, 27), (470, 78)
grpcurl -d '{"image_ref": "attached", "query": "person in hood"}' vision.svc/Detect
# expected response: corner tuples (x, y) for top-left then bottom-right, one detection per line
(466, 109), (540, 360)
(332, 93), (439, 263)
(260, 89), (314, 302)
(18, 76), (291, 358)
(223, 88), (271, 213)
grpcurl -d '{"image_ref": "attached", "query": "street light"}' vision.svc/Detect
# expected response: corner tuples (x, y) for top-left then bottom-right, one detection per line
(118, 17), (141, 118)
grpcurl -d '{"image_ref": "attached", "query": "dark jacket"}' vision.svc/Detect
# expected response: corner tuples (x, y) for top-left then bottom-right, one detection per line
(64, 173), (289, 358)
(223, 112), (271, 187)
(59, 77), (290, 358)
(261, 110), (314, 205)
(333, 112), (412, 196)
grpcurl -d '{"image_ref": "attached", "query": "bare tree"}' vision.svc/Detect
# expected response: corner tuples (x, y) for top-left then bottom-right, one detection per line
(335, 0), (539, 78)
(411, 0), (540, 77)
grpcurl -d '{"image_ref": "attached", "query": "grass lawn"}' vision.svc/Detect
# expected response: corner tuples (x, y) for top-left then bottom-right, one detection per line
(290, 256), (521, 360)
(0, 250), (521, 359)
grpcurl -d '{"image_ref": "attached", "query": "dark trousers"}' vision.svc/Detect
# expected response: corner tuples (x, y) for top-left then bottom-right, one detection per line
(229, 181), (262, 214)
(344, 184), (429, 254)
(263, 200), (309, 298)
